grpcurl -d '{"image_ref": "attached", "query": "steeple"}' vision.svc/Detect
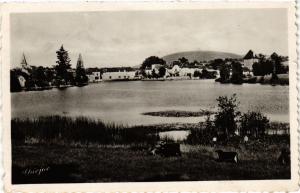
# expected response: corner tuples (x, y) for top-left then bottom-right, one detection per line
(77, 53), (84, 68)
(21, 53), (28, 67)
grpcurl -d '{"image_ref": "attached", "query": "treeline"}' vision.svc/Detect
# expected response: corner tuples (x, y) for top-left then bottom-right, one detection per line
(11, 45), (88, 92)
(252, 53), (288, 76)
(216, 53), (288, 85)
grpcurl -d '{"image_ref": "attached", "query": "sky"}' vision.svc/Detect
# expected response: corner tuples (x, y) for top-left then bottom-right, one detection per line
(11, 8), (288, 68)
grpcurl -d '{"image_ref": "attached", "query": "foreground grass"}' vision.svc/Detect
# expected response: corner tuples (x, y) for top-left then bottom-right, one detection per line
(12, 144), (290, 183)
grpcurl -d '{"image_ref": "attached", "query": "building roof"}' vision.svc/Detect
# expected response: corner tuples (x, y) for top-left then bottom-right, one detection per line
(20, 53), (28, 66)
(243, 50), (258, 59)
(102, 67), (135, 73)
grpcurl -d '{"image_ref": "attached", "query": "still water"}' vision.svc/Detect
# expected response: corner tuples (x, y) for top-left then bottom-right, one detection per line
(12, 80), (289, 126)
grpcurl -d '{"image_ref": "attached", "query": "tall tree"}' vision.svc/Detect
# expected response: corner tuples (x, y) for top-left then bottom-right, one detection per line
(178, 57), (189, 67)
(75, 54), (88, 85)
(140, 56), (166, 70)
(214, 94), (240, 137)
(158, 66), (166, 77)
(231, 61), (243, 84)
(219, 64), (230, 82)
(55, 45), (71, 83)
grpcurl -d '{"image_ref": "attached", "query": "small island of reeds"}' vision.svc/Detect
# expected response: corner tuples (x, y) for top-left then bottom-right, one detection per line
(142, 109), (214, 117)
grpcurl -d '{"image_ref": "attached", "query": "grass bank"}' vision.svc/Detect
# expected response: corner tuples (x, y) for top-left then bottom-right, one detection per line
(12, 145), (290, 183)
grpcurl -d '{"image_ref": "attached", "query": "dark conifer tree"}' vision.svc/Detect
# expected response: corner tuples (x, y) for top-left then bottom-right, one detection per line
(55, 45), (71, 83)
(75, 54), (88, 85)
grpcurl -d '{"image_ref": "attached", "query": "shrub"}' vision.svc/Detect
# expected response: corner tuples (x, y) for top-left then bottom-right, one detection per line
(240, 111), (269, 137)
(214, 94), (240, 138)
(186, 115), (216, 145)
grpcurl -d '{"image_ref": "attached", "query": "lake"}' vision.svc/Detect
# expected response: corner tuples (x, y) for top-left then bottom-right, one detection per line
(11, 79), (289, 126)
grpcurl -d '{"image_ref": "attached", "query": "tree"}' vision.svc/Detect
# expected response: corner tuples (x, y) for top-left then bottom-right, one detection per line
(140, 56), (166, 70)
(55, 45), (72, 83)
(10, 70), (22, 92)
(200, 68), (208, 79)
(75, 54), (88, 85)
(252, 60), (273, 76)
(231, 61), (243, 84)
(171, 60), (181, 67)
(210, 58), (224, 70)
(151, 69), (158, 79)
(271, 53), (286, 74)
(240, 111), (269, 137)
(191, 60), (200, 67)
(193, 70), (201, 78)
(158, 66), (166, 78)
(178, 57), (189, 67)
(219, 64), (230, 82)
(214, 94), (240, 138)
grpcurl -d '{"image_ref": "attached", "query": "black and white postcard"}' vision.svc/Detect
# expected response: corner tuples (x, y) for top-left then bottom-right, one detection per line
(1, 2), (298, 192)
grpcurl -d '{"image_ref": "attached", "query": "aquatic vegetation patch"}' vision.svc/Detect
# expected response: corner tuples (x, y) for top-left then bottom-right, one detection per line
(142, 109), (214, 117)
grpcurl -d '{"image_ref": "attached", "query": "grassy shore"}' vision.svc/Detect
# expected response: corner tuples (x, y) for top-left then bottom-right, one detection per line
(12, 144), (290, 183)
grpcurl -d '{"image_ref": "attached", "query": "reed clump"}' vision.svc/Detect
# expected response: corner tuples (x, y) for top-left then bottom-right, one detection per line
(11, 116), (159, 146)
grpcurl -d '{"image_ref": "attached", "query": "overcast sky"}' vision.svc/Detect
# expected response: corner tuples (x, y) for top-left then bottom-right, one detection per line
(11, 8), (288, 68)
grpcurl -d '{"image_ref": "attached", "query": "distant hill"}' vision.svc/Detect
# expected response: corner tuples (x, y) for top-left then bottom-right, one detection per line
(162, 50), (242, 63)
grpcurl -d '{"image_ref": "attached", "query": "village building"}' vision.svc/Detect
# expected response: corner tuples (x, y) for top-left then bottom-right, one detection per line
(102, 67), (137, 81)
(17, 75), (26, 88)
(167, 64), (202, 78)
(144, 64), (166, 77)
(167, 65), (181, 76)
(19, 53), (32, 75)
(145, 67), (152, 76)
(87, 71), (101, 83)
(243, 50), (259, 70)
(15, 53), (31, 89)
(179, 67), (197, 77)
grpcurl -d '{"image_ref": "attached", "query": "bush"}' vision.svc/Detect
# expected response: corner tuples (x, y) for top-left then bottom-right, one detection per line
(240, 111), (269, 137)
(186, 115), (216, 145)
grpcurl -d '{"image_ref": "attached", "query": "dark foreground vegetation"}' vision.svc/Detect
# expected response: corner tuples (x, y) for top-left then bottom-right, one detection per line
(12, 116), (160, 146)
(11, 94), (290, 183)
(12, 144), (290, 183)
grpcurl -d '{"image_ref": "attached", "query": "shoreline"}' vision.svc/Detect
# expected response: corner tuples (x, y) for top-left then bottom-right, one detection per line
(11, 77), (289, 93)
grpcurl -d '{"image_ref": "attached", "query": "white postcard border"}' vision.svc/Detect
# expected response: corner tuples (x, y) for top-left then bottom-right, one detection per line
(1, 2), (298, 192)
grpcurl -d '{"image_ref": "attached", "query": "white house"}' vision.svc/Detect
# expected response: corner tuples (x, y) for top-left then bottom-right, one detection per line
(167, 65), (201, 77)
(145, 67), (152, 76)
(102, 67), (137, 81)
(243, 50), (259, 70)
(87, 71), (101, 83)
(167, 65), (181, 76)
(180, 68), (197, 77)
(145, 64), (165, 76)
(17, 75), (26, 88)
